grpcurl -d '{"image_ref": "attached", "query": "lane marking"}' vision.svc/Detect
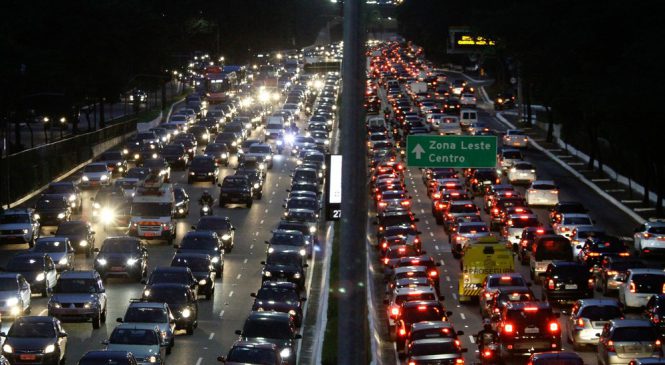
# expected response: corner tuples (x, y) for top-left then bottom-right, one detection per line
(469, 335), (475, 343)
(264, 209), (269, 213)
(621, 199), (642, 203)
(417, 198), (421, 203)
(452, 293), (458, 300)
(605, 189), (625, 192)
(196, 358), (203, 365)
(555, 155), (572, 159)
(236, 273), (242, 280)
(591, 178), (610, 182)
(440, 260), (445, 266)
(260, 219), (264, 224)
(568, 162), (584, 166)
(229, 290), (234, 297)
(243, 258), (248, 264)
(434, 245), (439, 250)
(255, 232), (259, 236)
(635, 207), (656, 212)
(446, 276), (451, 282)
(429, 232), (434, 237)
(209, 333), (215, 340)
(249, 244), (254, 250)
(460, 313), (466, 320)
(420, 209), (425, 214)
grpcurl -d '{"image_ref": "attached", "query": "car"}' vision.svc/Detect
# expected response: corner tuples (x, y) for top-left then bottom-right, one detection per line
(193, 216), (235, 252)
(525, 180), (559, 206)
(450, 221), (490, 258)
(549, 201), (588, 224)
(486, 287), (537, 320)
(577, 236), (631, 269)
(276, 220), (317, 258)
(141, 283), (198, 335)
(142, 266), (199, 300)
(117, 301), (176, 354)
(442, 201), (480, 233)
(501, 214), (540, 247)
(403, 321), (464, 356)
(498, 148), (523, 171)
(530, 235), (574, 280)
(171, 253), (216, 300)
(5, 252), (58, 297)
(627, 359), (665, 365)
(175, 231), (224, 274)
(218, 175), (254, 208)
(99, 150), (129, 177)
(34, 194), (71, 226)
(496, 302), (561, 356)
(644, 294), (665, 338)
(552, 213), (594, 238)
(261, 250), (308, 291)
(480, 273), (531, 315)
(0, 272), (31, 317)
(188, 155), (219, 184)
(567, 299), (623, 349)
(217, 341), (283, 364)
(404, 338), (467, 365)
(188, 125), (210, 144)
(597, 319), (662, 365)
(0, 208), (40, 247)
(494, 92), (516, 110)
(594, 257), (646, 295)
(241, 143), (274, 170)
(528, 352), (583, 365)
(266, 229), (309, 259)
(91, 185), (130, 224)
(203, 143), (230, 166)
(503, 129), (529, 148)
(48, 270), (107, 329)
(44, 182), (83, 213)
(570, 226), (606, 257)
(507, 161), (537, 185)
(251, 281), (305, 327)
(31, 237), (75, 271)
(142, 157), (171, 182)
(77, 350), (139, 365)
(618, 269), (665, 310)
(103, 324), (166, 365)
(161, 144), (190, 168)
(394, 300), (452, 349)
(54, 220), (96, 257)
(94, 236), (148, 282)
(633, 219), (665, 257)
(80, 162), (112, 188)
(0, 316), (68, 365)
(517, 226), (555, 264)
(235, 311), (301, 365)
(234, 166), (264, 199)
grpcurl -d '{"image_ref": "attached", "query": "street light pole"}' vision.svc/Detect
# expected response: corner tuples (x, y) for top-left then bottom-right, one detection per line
(338, 0), (368, 363)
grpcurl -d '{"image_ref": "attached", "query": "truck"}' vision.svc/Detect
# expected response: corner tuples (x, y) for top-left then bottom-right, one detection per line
(459, 236), (514, 303)
(128, 175), (176, 244)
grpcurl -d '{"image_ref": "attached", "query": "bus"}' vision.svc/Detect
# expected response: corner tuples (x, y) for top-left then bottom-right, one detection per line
(205, 71), (237, 103)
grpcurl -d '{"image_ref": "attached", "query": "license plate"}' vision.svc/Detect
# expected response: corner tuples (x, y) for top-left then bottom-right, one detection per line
(483, 180), (492, 184)
(20, 355), (37, 361)
(565, 284), (578, 290)
(144, 232), (157, 237)
(111, 266), (124, 271)
(624, 345), (642, 353)
(221, 193), (228, 197)
(525, 327), (540, 334)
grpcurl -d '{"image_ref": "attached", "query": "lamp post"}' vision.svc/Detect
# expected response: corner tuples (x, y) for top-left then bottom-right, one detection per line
(59, 117), (66, 139)
(42, 117), (49, 143)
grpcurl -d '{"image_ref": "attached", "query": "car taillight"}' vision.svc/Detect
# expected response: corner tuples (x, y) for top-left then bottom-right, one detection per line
(401, 200), (411, 206)
(408, 362), (416, 365)
(493, 208), (499, 214)
(662, 283), (665, 294)
(619, 252), (630, 257)
(383, 258), (389, 265)
(606, 270), (618, 276)
(521, 240), (529, 247)
(606, 340), (615, 352)
(503, 323), (514, 334)
(429, 270), (438, 277)
(588, 278), (595, 289)
(398, 327), (406, 336)
(643, 233), (653, 239)
(549, 322), (559, 332)
(381, 242), (388, 249)
(548, 279), (555, 290)
(437, 203), (445, 210)
(391, 307), (399, 316)
(483, 350), (492, 358)
(576, 318), (586, 328)
(588, 252), (600, 257)
(630, 282), (636, 293)
(433, 192), (441, 199)
(455, 359), (464, 365)
(656, 339), (662, 350)
(378, 202), (387, 208)
(485, 293), (492, 299)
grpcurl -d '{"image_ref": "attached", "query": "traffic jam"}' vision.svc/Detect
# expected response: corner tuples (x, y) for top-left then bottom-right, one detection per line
(0, 48), (340, 364)
(365, 42), (665, 365)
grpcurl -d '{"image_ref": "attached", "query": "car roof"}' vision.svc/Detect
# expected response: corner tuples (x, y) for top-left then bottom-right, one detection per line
(531, 352), (582, 361)
(608, 319), (653, 328)
(114, 323), (160, 332)
(628, 268), (665, 275)
(561, 213), (592, 218)
(231, 341), (278, 350)
(247, 311), (291, 321)
(59, 271), (98, 279)
(410, 338), (456, 346)
(550, 261), (586, 268)
(576, 298), (621, 307)
(411, 321), (454, 331)
(128, 301), (169, 309)
(395, 286), (435, 295)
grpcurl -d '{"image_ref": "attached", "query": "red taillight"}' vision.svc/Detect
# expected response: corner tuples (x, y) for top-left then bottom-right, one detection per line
(408, 362), (416, 365)
(619, 252), (630, 257)
(483, 350), (492, 358)
(401, 200), (411, 206)
(548, 279), (555, 290)
(417, 305), (427, 311)
(503, 323), (514, 333)
(588, 252), (600, 257)
(391, 307), (399, 316)
(493, 208), (499, 214)
(381, 242), (388, 249)
(378, 202), (387, 207)
(606, 340), (615, 352)
(433, 192), (441, 199)
(549, 322), (559, 332)
(536, 229), (545, 234)
(485, 293), (492, 299)
(655, 339), (662, 350)
(576, 318), (585, 328)
(383, 258), (389, 265)
(523, 307), (538, 312)
(630, 282), (636, 293)
(643, 233), (653, 239)
(455, 359), (464, 365)
(588, 278), (595, 289)
(429, 270), (438, 277)
(398, 327), (406, 336)
(437, 203), (445, 210)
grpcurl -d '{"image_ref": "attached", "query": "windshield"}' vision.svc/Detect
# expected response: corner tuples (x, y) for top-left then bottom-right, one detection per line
(564, 217), (592, 225)
(243, 319), (292, 339)
(8, 321), (55, 338)
(271, 232), (305, 246)
(131, 202), (172, 217)
(162, 146), (184, 154)
(126, 168), (150, 179)
(6, 257), (41, 271)
(534, 360), (583, 365)
(612, 327), (657, 342)
(535, 239), (572, 261)
(609, 260), (645, 271)
(150, 271), (191, 285)
(190, 158), (215, 169)
(458, 224), (488, 234)
(84, 164), (108, 173)
(256, 287), (300, 304)
(287, 199), (317, 210)
(578, 306), (622, 321)
(0, 214), (30, 224)
(222, 177), (246, 188)
(266, 252), (301, 266)
(181, 235), (218, 250)
(149, 287), (189, 304)
(172, 257), (210, 272)
(33, 240), (68, 253)
(55, 223), (85, 236)
(55, 279), (99, 293)
(0, 278), (18, 291)
(489, 276), (526, 287)
(590, 239), (625, 253)
(227, 347), (278, 365)
(410, 341), (457, 356)
(36, 198), (66, 209)
(196, 218), (231, 231)
(46, 184), (73, 194)
(503, 151), (522, 159)
(449, 204), (477, 214)
(100, 241), (138, 254)
(632, 274), (665, 294)
(648, 227), (665, 234)
(110, 329), (159, 345)
(124, 307), (168, 323)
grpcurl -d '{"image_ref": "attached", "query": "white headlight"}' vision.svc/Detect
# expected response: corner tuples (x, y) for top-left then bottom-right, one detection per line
(268, 247), (275, 253)
(288, 309), (297, 316)
(79, 240), (88, 247)
(148, 356), (158, 363)
(199, 279), (207, 285)
(221, 234), (231, 240)
(68, 194), (76, 202)
(293, 273), (302, 279)
(309, 226), (317, 234)
(211, 257), (219, 263)
(126, 258), (138, 265)
(22, 229), (29, 234)
(96, 258), (107, 265)
(6, 297), (19, 306)
(43, 344), (55, 354)
(93, 202), (101, 209)
(101, 208), (115, 225)
(280, 348), (291, 358)
(221, 153), (228, 158)
(100, 175), (109, 181)
(122, 149), (129, 154)
(264, 271), (272, 277)
(57, 212), (65, 219)
(58, 257), (68, 265)
(81, 175), (89, 182)
(253, 183), (260, 189)
(3, 344), (13, 353)
(299, 249), (306, 256)
(36, 273), (45, 281)
(258, 163), (266, 170)
(144, 290), (151, 296)
(181, 308), (191, 318)
(231, 141), (237, 146)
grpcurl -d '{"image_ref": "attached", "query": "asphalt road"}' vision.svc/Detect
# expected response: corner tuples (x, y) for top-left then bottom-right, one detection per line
(0, 93), (327, 364)
(369, 74), (659, 365)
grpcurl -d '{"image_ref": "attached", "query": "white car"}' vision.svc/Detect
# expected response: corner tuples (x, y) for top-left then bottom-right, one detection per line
(633, 220), (665, 257)
(460, 93), (477, 107)
(570, 226), (606, 259)
(499, 148), (523, 171)
(618, 269), (665, 309)
(503, 129), (528, 148)
(552, 213), (594, 238)
(0, 272), (32, 317)
(438, 117), (462, 135)
(79, 162), (112, 188)
(525, 180), (559, 206)
(507, 161), (536, 184)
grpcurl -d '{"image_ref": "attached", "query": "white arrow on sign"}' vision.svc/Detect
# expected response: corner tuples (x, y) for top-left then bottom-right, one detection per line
(411, 143), (425, 159)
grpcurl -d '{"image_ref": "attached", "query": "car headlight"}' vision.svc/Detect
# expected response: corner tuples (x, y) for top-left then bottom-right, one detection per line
(258, 163), (266, 170)
(80, 240), (88, 247)
(81, 175), (89, 182)
(276, 140), (283, 146)
(299, 249), (306, 256)
(84, 302), (93, 309)
(58, 257), (68, 265)
(96, 258), (107, 266)
(265, 155), (272, 160)
(126, 258), (138, 265)
(268, 247), (275, 254)
(57, 212), (66, 219)
(122, 149), (129, 155)
(264, 271), (272, 277)
(211, 256), (219, 263)
(288, 309), (297, 316)
(51, 301), (61, 308)
(6, 297), (19, 306)
(134, 153), (140, 160)
(280, 348), (291, 358)
(221, 234), (231, 240)
(293, 273), (302, 279)
(253, 183), (260, 189)
(221, 153), (228, 159)
(68, 194), (76, 202)
(144, 289), (151, 297)
(324, 140), (330, 145)
(44, 344), (55, 354)
(309, 226), (317, 234)
(3, 344), (13, 353)
(182, 308), (191, 318)
(22, 229), (29, 234)
(199, 279), (207, 285)
(231, 141), (237, 146)
(36, 273), (45, 281)
(93, 202), (101, 209)
(148, 355), (158, 363)
(100, 175), (109, 181)
(101, 208), (115, 225)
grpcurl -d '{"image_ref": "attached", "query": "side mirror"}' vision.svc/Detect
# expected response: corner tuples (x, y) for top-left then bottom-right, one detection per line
(303, 264), (309, 268)
(140, 279), (147, 284)
(301, 297), (307, 302)
(99, 288), (105, 293)
(286, 189), (291, 192)
(116, 317), (123, 323)
(446, 311), (453, 317)
(260, 261), (266, 265)
(414, 218), (420, 222)
(217, 183), (222, 188)
(173, 244), (180, 249)
(0, 332), (5, 337)
(439, 296), (445, 301)
(49, 231), (56, 235)
(58, 332), (67, 338)
(93, 248), (100, 253)
(217, 356), (227, 363)
(634, 227), (641, 233)
(295, 334), (303, 339)
(595, 333), (601, 337)
(457, 330), (464, 335)
(191, 225), (196, 230)
(436, 262), (441, 266)
(90, 231), (96, 235)
(282, 204), (287, 208)
(234, 330), (242, 336)
(265, 240), (270, 244)
(250, 293), (256, 297)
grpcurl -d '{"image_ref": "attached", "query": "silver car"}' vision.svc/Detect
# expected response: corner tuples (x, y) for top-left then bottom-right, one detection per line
(568, 299), (623, 349)
(0, 208), (40, 247)
(104, 324), (166, 365)
(117, 301), (176, 354)
(80, 162), (112, 188)
(597, 319), (662, 365)
(48, 271), (108, 329)
(31, 237), (75, 271)
(0, 273), (31, 317)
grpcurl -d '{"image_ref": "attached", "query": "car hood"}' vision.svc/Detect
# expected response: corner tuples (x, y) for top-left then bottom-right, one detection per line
(240, 336), (291, 349)
(192, 271), (212, 280)
(408, 353), (462, 362)
(4, 337), (54, 352)
(55, 233), (85, 242)
(45, 252), (67, 261)
(189, 166), (215, 173)
(97, 253), (132, 260)
(51, 293), (99, 303)
(0, 223), (30, 230)
(264, 264), (300, 274)
(106, 344), (160, 358)
(252, 300), (299, 312)
(0, 290), (21, 300)
(17, 271), (41, 281)
(36, 207), (66, 214)
(82, 172), (107, 178)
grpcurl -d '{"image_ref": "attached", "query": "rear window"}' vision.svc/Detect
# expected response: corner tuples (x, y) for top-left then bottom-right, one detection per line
(503, 151), (522, 159)
(589, 239), (625, 253)
(410, 341), (457, 356)
(648, 227), (665, 234)
(510, 217), (540, 228)
(411, 328), (457, 341)
(458, 224), (488, 234)
(395, 293), (435, 304)
(564, 217), (593, 225)
(533, 183), (557, 190)
(631, 274), (665, 294)
(449, 204), (478, 214)
(611, 326), (657, 342)
(403, 306), (444, 322)
(535, 238), (572, 261)
(608, 260), (645, 271)
(506, 308), (553, 326)
(578, 306), (622, 321)
(533, 359), (583, 365)
(554, 265), (589, 279)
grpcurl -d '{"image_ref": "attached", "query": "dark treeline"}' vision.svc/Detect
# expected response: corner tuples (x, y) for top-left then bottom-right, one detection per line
(396, 1), (665, 211)
(0, 0), (334, 137)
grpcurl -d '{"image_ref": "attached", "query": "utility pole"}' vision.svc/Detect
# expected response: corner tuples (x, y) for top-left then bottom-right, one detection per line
(338, 0), (368, 363)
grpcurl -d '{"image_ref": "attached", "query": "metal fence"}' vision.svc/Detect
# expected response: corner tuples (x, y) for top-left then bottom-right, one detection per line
(0, 118), (137, 205)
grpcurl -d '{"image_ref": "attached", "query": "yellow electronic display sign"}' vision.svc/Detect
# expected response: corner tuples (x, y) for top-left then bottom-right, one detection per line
(456, 35), (495, 47)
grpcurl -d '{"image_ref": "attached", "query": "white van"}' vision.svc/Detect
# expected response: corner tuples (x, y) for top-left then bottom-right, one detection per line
(459, 109), (478, 128)
(366, 117), (387, 131)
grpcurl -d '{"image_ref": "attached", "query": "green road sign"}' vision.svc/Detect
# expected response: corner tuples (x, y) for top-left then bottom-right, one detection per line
(406, 135), (497, 168)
